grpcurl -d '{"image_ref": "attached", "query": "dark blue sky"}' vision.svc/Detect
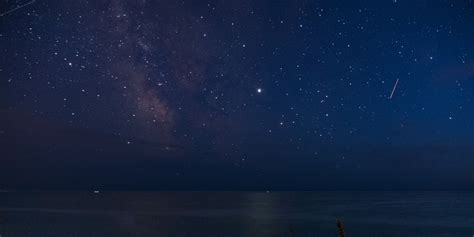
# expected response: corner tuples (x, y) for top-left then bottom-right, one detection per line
(1, 0), (473, 190)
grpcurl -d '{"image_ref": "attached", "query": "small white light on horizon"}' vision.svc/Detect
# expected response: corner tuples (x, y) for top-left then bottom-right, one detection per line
(257, 88), (262, 93)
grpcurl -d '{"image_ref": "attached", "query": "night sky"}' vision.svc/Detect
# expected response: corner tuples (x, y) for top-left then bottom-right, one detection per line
(1, 0), (474, 190)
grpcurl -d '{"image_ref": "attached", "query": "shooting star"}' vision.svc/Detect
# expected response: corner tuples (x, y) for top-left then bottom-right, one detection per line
(389, 78), (399, 99)
(0, 0), (36, 17)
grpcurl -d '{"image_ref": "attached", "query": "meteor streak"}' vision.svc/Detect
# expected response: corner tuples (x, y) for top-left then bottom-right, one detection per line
(389, 78), (399, 99)
(0, 0), (36, 17)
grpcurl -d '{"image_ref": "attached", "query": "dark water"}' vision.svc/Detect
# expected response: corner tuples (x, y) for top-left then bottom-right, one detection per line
(0, 191), (473, 237)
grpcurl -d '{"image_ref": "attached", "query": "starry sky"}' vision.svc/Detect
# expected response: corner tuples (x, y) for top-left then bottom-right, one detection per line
(1, 0), (474, 190)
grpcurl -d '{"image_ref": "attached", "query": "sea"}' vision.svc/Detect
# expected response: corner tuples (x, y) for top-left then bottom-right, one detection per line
(0, 191), (473, 237)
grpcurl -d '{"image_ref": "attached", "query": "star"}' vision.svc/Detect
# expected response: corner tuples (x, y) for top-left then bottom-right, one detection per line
(2, 0), (472, 192)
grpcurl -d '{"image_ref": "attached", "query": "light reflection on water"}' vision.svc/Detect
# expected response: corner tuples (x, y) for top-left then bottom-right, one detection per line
(0, 191), (473, 236)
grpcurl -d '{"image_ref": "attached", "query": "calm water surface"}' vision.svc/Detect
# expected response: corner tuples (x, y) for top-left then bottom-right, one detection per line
(0, 191), (473, 236)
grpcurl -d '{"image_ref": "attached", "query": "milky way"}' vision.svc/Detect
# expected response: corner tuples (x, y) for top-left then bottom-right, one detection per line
(1, 0), (474, 189)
